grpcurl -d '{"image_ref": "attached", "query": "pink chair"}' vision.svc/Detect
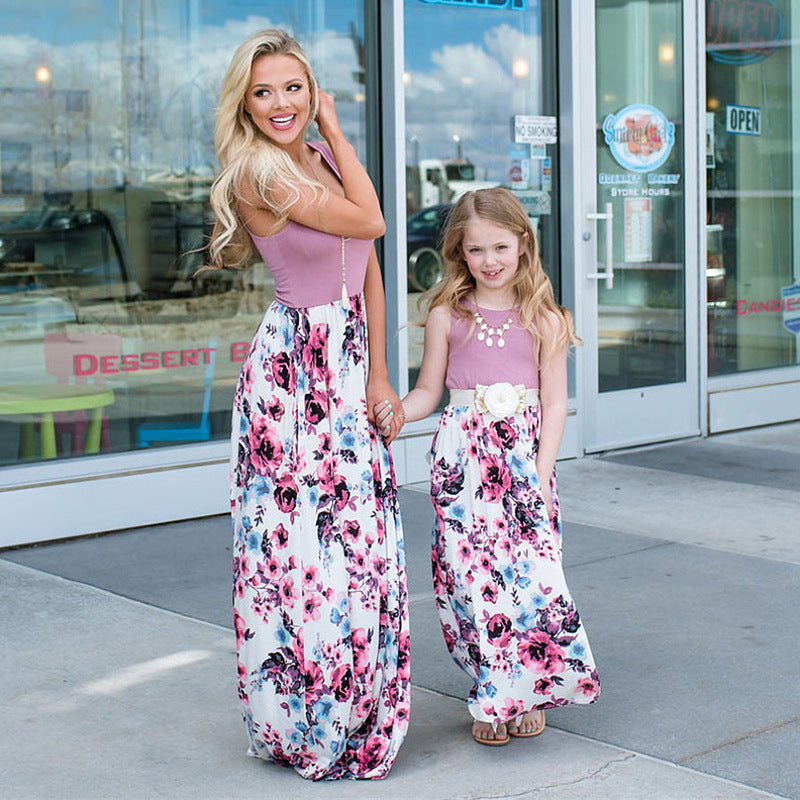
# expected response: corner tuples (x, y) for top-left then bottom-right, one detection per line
(43, 332), (122, 455)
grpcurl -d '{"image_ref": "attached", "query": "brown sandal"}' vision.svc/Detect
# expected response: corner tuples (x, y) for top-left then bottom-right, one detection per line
(508, 709), (546, 738)
(472, 720), (510, 746)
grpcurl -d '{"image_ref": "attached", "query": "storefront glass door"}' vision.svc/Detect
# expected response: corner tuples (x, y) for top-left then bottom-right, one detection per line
(579, 0), (699, 451)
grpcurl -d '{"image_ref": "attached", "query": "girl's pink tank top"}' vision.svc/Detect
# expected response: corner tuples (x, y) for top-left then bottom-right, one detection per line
(446, 301), (540, 390)
(245, 141), (373, 309)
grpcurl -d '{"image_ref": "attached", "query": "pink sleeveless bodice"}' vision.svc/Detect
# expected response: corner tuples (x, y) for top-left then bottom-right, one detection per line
(246, 141), (373, 308)
(446, 302), (540, 390)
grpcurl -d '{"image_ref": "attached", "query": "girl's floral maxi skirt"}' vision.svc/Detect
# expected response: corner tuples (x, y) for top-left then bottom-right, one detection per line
(430, 403), (600, 725)
(230, 294), (410, 780)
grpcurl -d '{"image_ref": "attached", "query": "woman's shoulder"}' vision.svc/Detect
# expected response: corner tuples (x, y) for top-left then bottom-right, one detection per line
(308, 140), (338, 173)
(308, 140), (332, 156)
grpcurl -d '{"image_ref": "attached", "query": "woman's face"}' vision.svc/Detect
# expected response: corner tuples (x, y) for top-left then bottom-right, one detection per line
(243, 53), (312, 147)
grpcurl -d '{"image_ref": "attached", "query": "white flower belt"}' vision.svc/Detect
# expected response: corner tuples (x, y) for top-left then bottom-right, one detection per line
(448, 383), (539, 417)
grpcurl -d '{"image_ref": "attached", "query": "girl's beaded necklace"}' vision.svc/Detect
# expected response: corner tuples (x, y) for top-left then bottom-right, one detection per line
(473, 301), (514, 348)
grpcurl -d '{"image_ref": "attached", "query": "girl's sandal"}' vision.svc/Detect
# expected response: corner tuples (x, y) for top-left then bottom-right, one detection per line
(508, 709), (546, 738)
(471, 720), (510, 746)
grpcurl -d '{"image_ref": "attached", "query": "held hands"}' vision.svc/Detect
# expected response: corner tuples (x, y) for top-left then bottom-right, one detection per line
(540, 481), (554, 521)
(367, 375), (405, 445)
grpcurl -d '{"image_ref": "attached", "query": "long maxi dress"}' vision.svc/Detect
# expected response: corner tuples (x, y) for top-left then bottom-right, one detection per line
(430, 304), (600, 725)
(230, 142), (410, 780)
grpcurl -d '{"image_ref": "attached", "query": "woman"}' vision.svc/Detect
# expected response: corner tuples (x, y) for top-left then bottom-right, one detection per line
(207, 29), (409, 780)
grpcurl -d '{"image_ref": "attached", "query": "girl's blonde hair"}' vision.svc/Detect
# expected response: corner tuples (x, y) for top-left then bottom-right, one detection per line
(207, 29), (322, 270)
(424, 187), (580, 364)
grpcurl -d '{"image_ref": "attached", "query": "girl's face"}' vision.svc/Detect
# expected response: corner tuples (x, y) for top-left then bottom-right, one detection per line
(461, 216), (525, 300)
(243, 54), (312, 147)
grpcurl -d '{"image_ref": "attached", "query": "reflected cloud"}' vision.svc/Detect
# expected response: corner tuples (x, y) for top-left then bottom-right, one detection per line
(0, 14), (366, 184)
(405, 25), (542, 181)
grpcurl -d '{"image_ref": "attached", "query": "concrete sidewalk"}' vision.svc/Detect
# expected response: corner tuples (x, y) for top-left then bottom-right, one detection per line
(3, 421), (799, 799)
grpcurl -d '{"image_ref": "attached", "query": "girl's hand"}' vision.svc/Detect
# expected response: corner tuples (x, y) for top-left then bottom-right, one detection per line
(367, 375), (405, 445)
(315, 88), (343, 143)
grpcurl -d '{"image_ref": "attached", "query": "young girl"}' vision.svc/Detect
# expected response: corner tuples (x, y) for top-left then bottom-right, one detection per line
(393, 188), (600, 745)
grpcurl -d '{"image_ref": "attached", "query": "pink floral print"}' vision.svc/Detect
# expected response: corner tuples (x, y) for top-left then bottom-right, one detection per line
(430, 403), (600, 724)
(231, 295), (410, 780)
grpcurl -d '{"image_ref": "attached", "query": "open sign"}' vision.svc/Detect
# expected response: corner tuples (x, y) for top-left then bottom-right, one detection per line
(726, 104), (761, 136)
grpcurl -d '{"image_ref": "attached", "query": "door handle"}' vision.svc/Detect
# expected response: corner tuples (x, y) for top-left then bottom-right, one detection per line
(586, 202), (614, 289)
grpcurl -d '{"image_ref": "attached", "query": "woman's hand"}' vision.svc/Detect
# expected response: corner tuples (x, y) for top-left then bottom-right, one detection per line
(315, 88), (343, 144)
(367, 374), (405, 445)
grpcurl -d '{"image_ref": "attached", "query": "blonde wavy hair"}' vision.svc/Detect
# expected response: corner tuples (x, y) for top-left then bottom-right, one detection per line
(423, 187), (580, 365)
(207, 29), (322, 270)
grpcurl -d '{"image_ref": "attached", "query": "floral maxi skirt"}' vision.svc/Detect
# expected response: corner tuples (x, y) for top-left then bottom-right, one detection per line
(230, 294), (410, 780)
(430, 403), (600, 724)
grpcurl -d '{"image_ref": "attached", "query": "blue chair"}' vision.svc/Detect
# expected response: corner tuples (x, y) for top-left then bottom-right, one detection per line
(137, 338), (217, 447)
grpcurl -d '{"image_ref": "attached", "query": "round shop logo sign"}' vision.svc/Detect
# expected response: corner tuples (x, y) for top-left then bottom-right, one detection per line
(602, 104), (675, 173)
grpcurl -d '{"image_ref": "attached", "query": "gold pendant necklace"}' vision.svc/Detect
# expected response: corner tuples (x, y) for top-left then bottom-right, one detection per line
(473, 303), (513, 348)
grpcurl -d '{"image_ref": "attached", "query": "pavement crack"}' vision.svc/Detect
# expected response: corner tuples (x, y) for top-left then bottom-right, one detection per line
(679, 716), (800, 762)
(471, 753), (636, 799)
(568, 539), (675, 569)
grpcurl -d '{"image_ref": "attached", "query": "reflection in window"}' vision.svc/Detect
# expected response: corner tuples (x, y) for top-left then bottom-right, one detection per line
(706, 0), (797, 377)
(404, 1), (560, 390)
(0, 2), (368, 466)
(595, 0), (685, 392)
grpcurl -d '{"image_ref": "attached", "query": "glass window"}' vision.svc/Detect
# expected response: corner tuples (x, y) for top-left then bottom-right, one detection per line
(706, 0), (798, 376)
(403, 0), (561, 391)
(0, 2), (371, 467)
(595, 0), (686, 393)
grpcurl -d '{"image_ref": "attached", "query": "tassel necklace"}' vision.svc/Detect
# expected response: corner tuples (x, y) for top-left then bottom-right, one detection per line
(473, 302), (514, 348)
(340, 236), (350, 302)
(305, 149), (349, 304)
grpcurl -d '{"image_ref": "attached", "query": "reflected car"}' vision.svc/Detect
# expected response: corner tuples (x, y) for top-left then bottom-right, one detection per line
(0, 207), (141, 339)
(406, 203), (452, 292)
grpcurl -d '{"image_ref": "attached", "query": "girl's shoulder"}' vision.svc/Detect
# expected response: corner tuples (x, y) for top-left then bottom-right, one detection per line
(428, 303), (452, 324)
(535, 306), (567, 336)
(426, 303), (452, 338)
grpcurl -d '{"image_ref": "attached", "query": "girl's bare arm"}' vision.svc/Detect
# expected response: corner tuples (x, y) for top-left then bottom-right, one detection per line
(536, 312), (569, 512)
(401, 305), (450, 422)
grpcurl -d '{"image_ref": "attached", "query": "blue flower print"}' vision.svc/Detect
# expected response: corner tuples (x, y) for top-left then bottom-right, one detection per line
(569, 641), (586, 659)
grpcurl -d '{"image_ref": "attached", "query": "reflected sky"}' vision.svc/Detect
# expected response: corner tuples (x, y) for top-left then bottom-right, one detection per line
(404, 0), (546, 183)
(405, 0), (541, 71)
(0, 0), (546, 182)
(0, 3), (367, 179)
